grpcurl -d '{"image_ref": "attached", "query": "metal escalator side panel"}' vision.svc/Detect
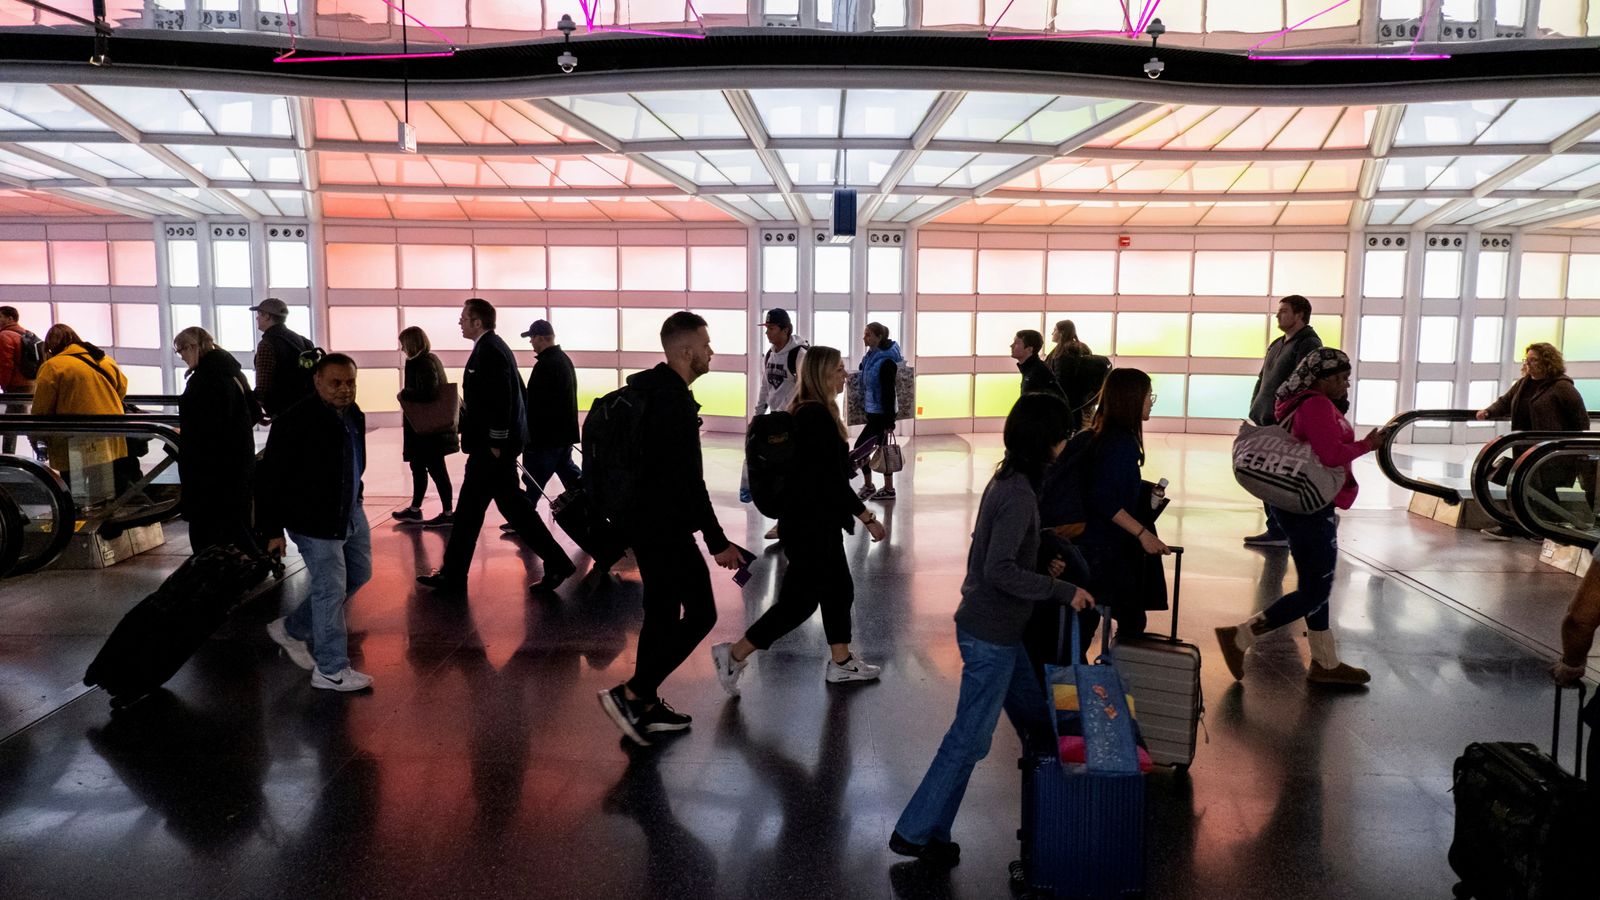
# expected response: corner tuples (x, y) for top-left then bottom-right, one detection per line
(0, 454), (76, 576)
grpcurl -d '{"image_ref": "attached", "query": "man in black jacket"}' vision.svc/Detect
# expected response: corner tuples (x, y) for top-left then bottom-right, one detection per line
(250, 297), (314, 419)
(1011, 329), (1066, 402)
(419, 298), (574, 593)
(520, 318), (583, 507)
(1243, 295), (1323, 547)
(260, 354), (374, 692)
(597, 311), (744, 746)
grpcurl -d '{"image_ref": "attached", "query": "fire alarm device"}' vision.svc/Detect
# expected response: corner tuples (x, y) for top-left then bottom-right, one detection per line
(1118, 235), (1132, 248)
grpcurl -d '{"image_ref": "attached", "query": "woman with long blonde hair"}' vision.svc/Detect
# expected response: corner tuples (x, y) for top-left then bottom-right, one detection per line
(711, 346), (887, 694)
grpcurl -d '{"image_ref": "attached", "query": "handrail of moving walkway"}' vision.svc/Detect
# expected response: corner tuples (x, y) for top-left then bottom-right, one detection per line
(0, 394), (184, 407)
(1471, 431), (1598, 532)
(0, 454), (76, 576)
(1505, 438), (1600, 551)
(1377, 409), (1600, 505)
(0, 416), (183, 536)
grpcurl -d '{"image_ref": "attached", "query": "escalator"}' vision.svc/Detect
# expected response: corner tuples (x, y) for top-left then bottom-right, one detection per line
(1502, 438), (1600, 550)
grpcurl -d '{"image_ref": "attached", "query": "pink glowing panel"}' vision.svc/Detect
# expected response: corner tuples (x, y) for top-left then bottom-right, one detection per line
(51, 241), (110, 286)
(1047, 250), (1116, 294)
(322, 194), (393, 218)
(457, 197), (543, 220)
(1125, 202), (1210, 227)
(1267, 106), (1343, 150)
(402, 308), (476, 351)
(977, 249), (1045, 294)
(515, 105), (592, 143)
(471, 0), (536, 28)
(54, 302), (113, 345)
(1230, 161), (1311, 193)
(1188, 161), (1250, 192)
(1298, 159), (1363, 192)
(395, 103), (482, 147)
(325, 243), (397, 289)
(1200, 203), (1284, 226)
(526, 198), (613, 221)
(432, 101), (512, 144)
(319, 153), (380, 185)
(931, 201), (1008, 225)
(400, 244), (473, 290)
(370, 156), (446, 187)
(588, 198), (679, 222)
(110, 240), (157, 287)
(987, 201), (1073, 226)
(329, 307), (400, 352)
(113, 304), (161, 350)
(548, 247), (619, 291)
(1167, 107), (1256, 150)
(476, 246), (547, 290)
(1111, 162), (1191, 192)
(313, 100), (359, 141)
(1086, 106), (1173, 148)
(689, 246), (747, 292)
(1194, 251), (1272, 296)
(467, 101), (563, 144)
(1118, 250), (1191, 295)
(1276, 200), (1354, 226)
(398, 0), (467, 27)
(1326, 106), (1377, 148)
(428, 157), (508, 188)
(1119, 106), (1220, 151)
(546, 158), (626, 188)
(621, 246), (687, 291)
(486, 161), (558, 188)
(1214, 107), (1298, 150)
(340, 101), (402, 143)
(1052, 160), (1137, 191)
(387, 195), (469, 220)
(917, 248), (976, 294)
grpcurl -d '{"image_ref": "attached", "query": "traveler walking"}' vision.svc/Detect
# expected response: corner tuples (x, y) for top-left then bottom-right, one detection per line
(250, 297), (314, 420)
(1215, 348), (1384, 687)
(745, 308), (806, 540)
(0, 305), (41, 454)
(1243, 295), (1323, 547)
(518, 318), (582, 510)
(32, 324), (128, 506)
(417, 299), (574, 593)
(1012, 329), (1065, 400)
(1475, 341), (1589, 540)
(596, 311), (744, 746)
(710, 346), (886, 696)
(855, 322), (902, 501)
(174, 326), (258, 553)
(1044, 320), (1110, 432)
(260, 354), (375, 692)
(890, 392), (1093, 866)
(393, 326), (458, 528)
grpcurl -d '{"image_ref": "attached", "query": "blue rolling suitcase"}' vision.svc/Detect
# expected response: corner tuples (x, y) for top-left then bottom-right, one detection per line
(1019, 607), (1146, 900)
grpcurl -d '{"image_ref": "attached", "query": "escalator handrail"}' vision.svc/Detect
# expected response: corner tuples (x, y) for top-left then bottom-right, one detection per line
(1504, 438), (1600, 551)
(1470, 430), (1595, 531)
(0, 416), (180, 435)
(0, 394), (183, 406)
(0, 454), (77, 576)
(1377, 409), (1600, 505)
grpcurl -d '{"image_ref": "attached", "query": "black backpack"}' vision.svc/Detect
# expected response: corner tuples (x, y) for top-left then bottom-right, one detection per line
(17, 329), (43, 380)
(745, 410), (798, 519)
(1040, 431), (1096, 536)
(581, 385), (651, 526)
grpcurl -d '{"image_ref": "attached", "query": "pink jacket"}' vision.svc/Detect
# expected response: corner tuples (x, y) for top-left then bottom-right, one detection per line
(1275, 390), (1371, 510)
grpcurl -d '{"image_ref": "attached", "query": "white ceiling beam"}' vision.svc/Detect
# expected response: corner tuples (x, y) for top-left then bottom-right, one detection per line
(1515, 201), (1600, 231)
(977, 188), (1367, 203)
(524, 99), (625, 152)
(723, 90), (810, 225)
(290, 96), (322, 223)
(1353, 103), (1406, 228)
(860, 90), (965, 226)
(1415, 108), (1600, 230)
(0, 142), (108, 185)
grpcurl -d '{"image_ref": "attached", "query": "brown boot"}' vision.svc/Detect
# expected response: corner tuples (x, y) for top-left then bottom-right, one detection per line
(1307, 662), (1371, 686)
(1214, 627), (1247, 681)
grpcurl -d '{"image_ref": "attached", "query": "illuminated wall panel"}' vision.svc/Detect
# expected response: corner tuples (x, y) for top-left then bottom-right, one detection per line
(1478, 251), (1508, 299)
(762, 245), (798, 293)
(977, 249), (1045, 295)
(1417, 316), (1459, 364)
(330, 306), (400, 352)
(403, 307), (481, 352)
(1472, 316), (1504, 363)
(1520, 252), (1566, 299)
(868, 246), (903, 294)
(813, 310), (851, 352)
(917, 311), (974, 356)
(1149, 373), (1186, 419)
(268, 241), (309, 289)
(476, 245), (546, 290)
(114, 304), (160, 350)
(171, 303), (202, 334)
(1193, 251), (1269, 296)
(814, 246), (852, 294)
(1358, 315), (1401, 363)
(326, 243), (396, 290)
(917, 248), (976, 294)
(1115, 312), (1189, 357)
(51, 241), (109, 286)
(622, 246), (686, 291)
(1049, 312), (1113, 354)
(550, 307), (619, 352)
(0, 242), (49, 284)
(1513, 316), (1561, 352)
(1468, 380), (1499, 413)
(548, 247), (619, 291)
(695, 308), (747, 355)
(168, 240), (200, 288)
(1190, 313), (1268, 358)
(356, 366), (402, 414)
(212, 240), (251, 289)
(975, 311), (1043, 357)
(1362, 249), (1405, 298)
(1354, 378), (1397, 426)
(916, 373), (973, 419)
(1117, 251), (1191, 295)
(1318, 315), (1344, 350)
(1046, 250), (1115, 295)
(400, 244), (473, 290)
(54, 302), (112, 346)
(974, 372), (1022, 418)
(215, 306), (258, 355)
(690, 246), (747, 292)
(1563, 317), (1600, 361)
(621, 307), (665, 352)
(1415, 380), (1454, 410)
(1422, 250), (1463, 299)
(691, 371), (746, 417)
(1567, 255), (1600, 300)
(575, 367), (620, 412)
(1186, 374), (1256, 419)
(110, 241), (157, 287)
(122, 364), (165, 395)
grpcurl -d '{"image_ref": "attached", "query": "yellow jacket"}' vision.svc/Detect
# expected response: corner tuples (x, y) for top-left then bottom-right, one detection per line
(34, 343), (128, 469)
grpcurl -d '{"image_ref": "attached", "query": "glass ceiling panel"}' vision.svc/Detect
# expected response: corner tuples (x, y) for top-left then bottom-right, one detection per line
(1214, 107), (1297, 151)
(227, 189), (284, 217)
(0, 84), (112, 130)
(940, 153), (1035, 189)
(186, 91), (292, 137)
(1013, 98), (1135, 145)
(1118, 105), (1218, 151)
(1393, 197), (1451, 225)
(715, 194), (777, 221)
(80, 86), (212, 133)
(1166, 107), (1255, 150)
(1366, 198), (1408, 226)
(1478, 98), (1600, 144)
(935, 92), (1055, 141)
(843, 90), (937, 138)
(170, 145), (302, 182)
(1395, 100), (1511, 146)
(1441, 197), (1510, 225)
(633, 91), (745, 139)
(749, 89), (843, 138)
(1431, 155), (1520, 189)
(26, 142), (150, 179)
(846, 149), (899, 186)
(0, 147), (73, 180)
(551, 95), (676, 141)
(902, 151), (976, 187)
(0, 106), (41, 130)
(779, 149), (837, 186)
(1503, 155), (1600, 190)
(642, 151), (733, 185)
(1266, 106), (1342, 150)
(268, 190), (307, 217)
(698, 150), (772, 185)
(1380, 156), (1454, 191)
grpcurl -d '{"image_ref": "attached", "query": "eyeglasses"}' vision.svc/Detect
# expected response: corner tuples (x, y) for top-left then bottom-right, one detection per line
(1148, 393), (1158, 403)
(172, 344), (191, 354)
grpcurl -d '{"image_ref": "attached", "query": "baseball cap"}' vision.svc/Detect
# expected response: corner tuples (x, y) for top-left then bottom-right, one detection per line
(520, 319), (554, 338)
(763, 308), (792, 329)
(249, 298), (289, 317)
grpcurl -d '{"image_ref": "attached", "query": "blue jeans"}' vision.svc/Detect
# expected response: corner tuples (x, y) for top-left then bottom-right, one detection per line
(895, 628), (1053, 845)
(1263, 505), (1338, 632)
(523, 445), (583, 507)
(285, 508), (373, 675)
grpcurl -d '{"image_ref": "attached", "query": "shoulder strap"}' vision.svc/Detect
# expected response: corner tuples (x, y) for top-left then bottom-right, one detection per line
(787, 345), (801, 375)
(69, 353), (122, 395)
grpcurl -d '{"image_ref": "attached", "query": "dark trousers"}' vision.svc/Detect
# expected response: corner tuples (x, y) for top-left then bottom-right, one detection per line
(1260, 501), (1285, 538)
(1262, 505), (1339, 632)
(745, 524), (853, 650)
(185, 494), (253, 555)
(1072, 542), (1149, 660)
(409, 455), (453, 511)
(441, 450), (569, 577)
(626, 533), (716, 703)
(523, 444), (583, 507)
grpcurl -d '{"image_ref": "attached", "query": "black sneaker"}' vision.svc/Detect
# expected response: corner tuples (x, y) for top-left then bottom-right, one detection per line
(636, 697), (692, 734)
(888, 831), (960, 868)
(393, 507), (423, 522)
(598, 684), (649, 747)
(416, 570), (466, 591)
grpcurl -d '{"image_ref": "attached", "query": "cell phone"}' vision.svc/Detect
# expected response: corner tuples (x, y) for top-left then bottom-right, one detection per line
(731, 543), (757, 587)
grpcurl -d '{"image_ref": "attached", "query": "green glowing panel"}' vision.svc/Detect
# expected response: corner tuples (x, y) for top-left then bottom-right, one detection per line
(1575, 379), (1600, 409)
(1318, 315), (1343, 350)
(1187, 374), (1257, 419)
(1190, 314), (1268, 358)
(1115, 313), (1190, 357)
(974, 373), (1022, 418)
(1564, 318), (1600, 361)
(916, 374), (973, 419)
(692, 372), (746, 418)
(1149, 373), (1186, 419)
(1513, 316), (1561, 354)
(575, 368), (619, 412)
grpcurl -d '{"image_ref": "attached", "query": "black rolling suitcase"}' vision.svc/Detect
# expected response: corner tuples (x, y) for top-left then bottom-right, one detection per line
(1449, 683), (1591, 899)
(519, 461), (626, 572)
(84, 543), (279, 708)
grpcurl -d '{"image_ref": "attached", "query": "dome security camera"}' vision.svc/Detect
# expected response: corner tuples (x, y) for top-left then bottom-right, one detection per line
(558, 51), (577, 74)
(556, 13), (577, 73)
(1142, 17), (1165, 79)
(1144, 57), (1164, 79)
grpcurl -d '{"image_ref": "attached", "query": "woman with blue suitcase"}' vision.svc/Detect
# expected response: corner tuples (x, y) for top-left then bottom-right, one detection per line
(890, 392), (1094, 868)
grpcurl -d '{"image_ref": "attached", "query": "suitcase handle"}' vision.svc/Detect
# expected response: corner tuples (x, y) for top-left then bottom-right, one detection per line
(1165, 546), (1183, 642)
(1552, 681), (1588, 779)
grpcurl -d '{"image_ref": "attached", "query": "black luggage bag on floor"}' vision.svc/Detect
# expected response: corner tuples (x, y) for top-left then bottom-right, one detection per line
(1449, 683), (1591, 900)
(84, 543), (280, 708)
(520, 462), (626, 571)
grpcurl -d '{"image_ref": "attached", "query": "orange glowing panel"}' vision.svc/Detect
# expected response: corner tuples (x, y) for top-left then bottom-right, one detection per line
(319, 153), (381, 185)
(329, 307), (399, 352)
(1188, 161), (1249, 192)
(110, 240), (157, 286)
(476, 245), (546, 289)
(1051, 160), (1136, 191)
(430, 101), (511, 144)
(588, 198), (679, 221)
(51, 241), (109, 285)
(1085, 105), (1172, 148)
(427, 157), (508, 188)
(1299, 159), (1363, 192)
(526, 198), (612, 221)
(546, 158), (626, 188)
(1325, 106), (1377, 149)
(325, 243), (397, 289)
(369, 156), (445, 186)
(933, 201), (1009, 225)
(1118, 105), (1219, 151)
(400, 244), (473, 289)
(1167, 107), (1256, 150)
(486, 160), (558, 188)
(392, 102), (464, 145)
(1230, 161), (1310, 193)
(455, 198), (540, 220)
(1111, 162), (1190, 192)
(342, 101), (402, 143)
(313, 99), (359, 141)
(386, 194), (468, 220)
(1125, 203), (1210, 226)
(1055, 202), (1140, 226)
(0, 242), (49, 284)
(1200, 203), (1283, 226)
(467, 101), (563, 144)
(986, 201), (1073, 225)
(1214, 107), (1298, 151)
(1277, 200), (1354, 226)
(322, 193), (393, 218)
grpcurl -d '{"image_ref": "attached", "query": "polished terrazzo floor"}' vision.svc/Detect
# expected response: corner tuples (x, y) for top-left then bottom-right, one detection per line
(0, 431), (1593, 900)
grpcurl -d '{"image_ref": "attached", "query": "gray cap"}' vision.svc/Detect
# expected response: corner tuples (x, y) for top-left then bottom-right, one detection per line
(249, 298), (289, 317)
(520, 319), (554, 338)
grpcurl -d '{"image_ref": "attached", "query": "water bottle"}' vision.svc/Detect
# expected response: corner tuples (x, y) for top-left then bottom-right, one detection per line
(1151, 477), (1168, 510)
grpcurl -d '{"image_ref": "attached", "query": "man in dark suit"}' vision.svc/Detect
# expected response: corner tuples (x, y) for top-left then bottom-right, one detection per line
(519, 318), (583, 508)
(418, 298), (574, 594)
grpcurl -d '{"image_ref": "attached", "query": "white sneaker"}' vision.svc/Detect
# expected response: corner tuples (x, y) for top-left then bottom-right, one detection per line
(311, 666), (373, 692)
(825, 656), (881, 683)
(710, 642), (748, 697)
(267, 617), (315, 670)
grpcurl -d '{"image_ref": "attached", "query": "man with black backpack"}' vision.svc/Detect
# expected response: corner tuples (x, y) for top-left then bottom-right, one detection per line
(744, 307), (806, 541)
(0, 305), (42, 454)
(590, 311), (744, 746)
(250, 298), (315, 420)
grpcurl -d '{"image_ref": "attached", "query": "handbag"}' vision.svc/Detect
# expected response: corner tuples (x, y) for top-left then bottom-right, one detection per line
(868, 431), (903, 474)
(1231, 399), (1344, 514)
(400, 383), (459, 436)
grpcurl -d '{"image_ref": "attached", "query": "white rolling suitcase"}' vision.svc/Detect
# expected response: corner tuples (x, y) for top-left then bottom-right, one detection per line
(1112, 547), (1202, 770)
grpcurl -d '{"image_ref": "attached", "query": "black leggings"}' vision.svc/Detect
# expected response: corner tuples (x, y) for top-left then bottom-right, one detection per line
(409, 455), (453, 511)
(745, 524), (854, 650)
(854, 412), (895, 451)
